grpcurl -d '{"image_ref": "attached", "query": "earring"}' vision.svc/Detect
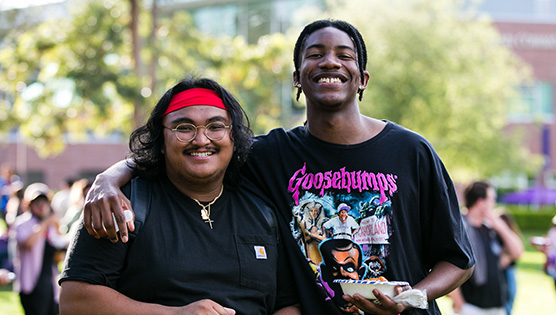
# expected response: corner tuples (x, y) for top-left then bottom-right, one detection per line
(295, 83), (301, 88)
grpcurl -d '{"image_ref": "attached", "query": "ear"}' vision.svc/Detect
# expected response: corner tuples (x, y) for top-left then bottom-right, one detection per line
(360, 70), (370, 91)
(293, 71), (300, 87)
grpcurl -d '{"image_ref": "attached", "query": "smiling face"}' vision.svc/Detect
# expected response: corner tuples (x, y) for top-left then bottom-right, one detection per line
(162, 105), (233, 187)
(294, 27), (369, 110)
(338, 209), (349, 223)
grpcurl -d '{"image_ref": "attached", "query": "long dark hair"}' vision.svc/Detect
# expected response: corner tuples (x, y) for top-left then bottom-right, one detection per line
(128, 76), (253, 189)
(293, 19), (368, 101)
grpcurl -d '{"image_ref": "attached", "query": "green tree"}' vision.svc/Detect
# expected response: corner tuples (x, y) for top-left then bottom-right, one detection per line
(0, 0), (541, 184)
(0, 0), (296, 156)
(0, 0), (139, 156)
(302, 0), (542, 182)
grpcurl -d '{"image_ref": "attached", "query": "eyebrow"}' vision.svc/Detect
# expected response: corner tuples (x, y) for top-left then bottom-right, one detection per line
(169, 115), (229, 125)
(305, 43), (356, 52)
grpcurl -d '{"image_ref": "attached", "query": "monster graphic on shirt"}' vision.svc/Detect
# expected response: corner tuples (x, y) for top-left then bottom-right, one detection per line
(289, 163), (397, 313)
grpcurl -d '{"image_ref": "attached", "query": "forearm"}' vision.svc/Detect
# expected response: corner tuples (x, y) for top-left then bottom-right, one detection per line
(446, 287), (465, 313)
(20, 220), (53, 249)
(273, 304), (301, 315)
(60, 281), (171, 315)
(489, 213), (523, 261)
(497, 226), (524, 261)
(413, 261), (474, 300)
(96, 159), (136, 188)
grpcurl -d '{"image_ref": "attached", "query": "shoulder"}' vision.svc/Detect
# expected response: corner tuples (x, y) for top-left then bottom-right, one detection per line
(253, 126), (305, 148)
(13, 212), (34, 228)
(382, 121), (442, 163)
(383, 121), (431, 145)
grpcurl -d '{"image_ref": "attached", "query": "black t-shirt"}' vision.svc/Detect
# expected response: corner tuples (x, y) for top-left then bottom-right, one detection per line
(242, 121), (475, 315)
(60, 175), (297, 314)
(460, 224), (508, 308)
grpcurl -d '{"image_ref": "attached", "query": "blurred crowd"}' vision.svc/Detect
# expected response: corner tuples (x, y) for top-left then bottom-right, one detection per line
(0, 163), (91, 314)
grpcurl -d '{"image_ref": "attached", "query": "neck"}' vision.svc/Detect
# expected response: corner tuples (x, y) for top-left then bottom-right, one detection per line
(305, 110), (386, 145)
(167, 175), (224, 202)
(191, 185), (224, 204)
(466, 208), (484, 227)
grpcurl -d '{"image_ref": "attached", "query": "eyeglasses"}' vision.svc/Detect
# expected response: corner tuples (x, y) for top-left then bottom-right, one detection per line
(164, 122), (232, 143)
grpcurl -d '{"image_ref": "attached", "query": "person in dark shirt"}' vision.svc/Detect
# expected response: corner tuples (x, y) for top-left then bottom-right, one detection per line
(59, 77), (299, 315)
(448, 181), (523, 315)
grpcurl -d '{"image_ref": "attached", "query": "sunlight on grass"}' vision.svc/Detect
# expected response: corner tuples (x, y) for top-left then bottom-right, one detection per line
(0, 284), (24, 315)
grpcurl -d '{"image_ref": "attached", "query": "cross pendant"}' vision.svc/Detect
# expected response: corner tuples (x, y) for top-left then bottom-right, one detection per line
(205, 218), (214, 229)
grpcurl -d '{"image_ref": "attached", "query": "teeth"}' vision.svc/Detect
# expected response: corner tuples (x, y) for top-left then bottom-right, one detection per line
(190, 152), (213, 157)
(318, 77), (342, 83)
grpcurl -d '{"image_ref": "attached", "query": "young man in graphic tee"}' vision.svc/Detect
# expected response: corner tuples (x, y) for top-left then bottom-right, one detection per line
(82, 20), (475, 315)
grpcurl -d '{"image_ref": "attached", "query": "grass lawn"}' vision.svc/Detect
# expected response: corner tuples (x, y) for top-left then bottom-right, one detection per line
(0, 283), (23, 314)
(0, 230), (554, 314)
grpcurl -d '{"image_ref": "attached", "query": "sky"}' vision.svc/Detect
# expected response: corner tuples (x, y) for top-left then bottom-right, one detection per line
(0, 0), (65, 11)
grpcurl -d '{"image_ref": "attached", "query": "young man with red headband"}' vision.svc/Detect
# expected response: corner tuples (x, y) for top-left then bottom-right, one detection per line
(58, 77), (300, 315)
(82, 20), (475, 315)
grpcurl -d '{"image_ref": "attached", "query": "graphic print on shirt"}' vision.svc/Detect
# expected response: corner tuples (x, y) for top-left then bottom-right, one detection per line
(288, 163), (397, 314)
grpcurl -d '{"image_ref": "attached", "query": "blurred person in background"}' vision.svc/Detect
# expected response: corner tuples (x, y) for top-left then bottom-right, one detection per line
(51, 178), (75, 219)
(448, 181), (523, 315)
(499, 211), (522, 315)
(0, 267), (15, 286)
(59, 179), (91, 236)
(0, 163), (23, 225)
(5, 181), (25, 228)
(11, 183), (67, 315)
(530, 214), (556, 291)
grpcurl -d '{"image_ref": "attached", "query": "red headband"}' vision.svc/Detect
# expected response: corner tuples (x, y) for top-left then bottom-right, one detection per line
(163, 88), (227, 116)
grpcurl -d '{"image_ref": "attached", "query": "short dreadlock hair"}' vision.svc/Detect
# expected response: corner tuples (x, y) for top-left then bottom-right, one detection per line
(293, 20), (368, 101)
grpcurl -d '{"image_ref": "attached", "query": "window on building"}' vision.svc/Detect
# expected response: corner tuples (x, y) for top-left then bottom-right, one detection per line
(189, 0), (324, 43)
(193, 4), (238, 38)
(508, 81), (554, 123)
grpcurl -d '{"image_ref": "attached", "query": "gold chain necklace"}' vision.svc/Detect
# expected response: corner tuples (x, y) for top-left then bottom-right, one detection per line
(191, 186), (223, 229)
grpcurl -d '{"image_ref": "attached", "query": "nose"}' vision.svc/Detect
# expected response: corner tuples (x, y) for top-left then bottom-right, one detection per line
(319, 52), (341, 69)
(190, 126), (211, 145)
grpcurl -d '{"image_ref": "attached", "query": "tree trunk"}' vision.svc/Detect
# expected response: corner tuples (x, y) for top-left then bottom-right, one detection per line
(149, 0), (158, 95)
(130, 0), (144, 128)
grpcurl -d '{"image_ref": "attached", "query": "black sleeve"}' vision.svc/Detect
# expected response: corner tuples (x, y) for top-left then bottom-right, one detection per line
(274, 228), (300, 311)
(419, 140), (475, 270)
(58, 220), (129, 288)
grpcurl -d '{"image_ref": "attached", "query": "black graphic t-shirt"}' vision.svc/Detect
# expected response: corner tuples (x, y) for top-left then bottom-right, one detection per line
(243, 121), (475, 315)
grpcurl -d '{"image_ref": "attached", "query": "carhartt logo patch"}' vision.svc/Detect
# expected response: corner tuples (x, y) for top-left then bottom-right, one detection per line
(254, 246), (267, 259)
